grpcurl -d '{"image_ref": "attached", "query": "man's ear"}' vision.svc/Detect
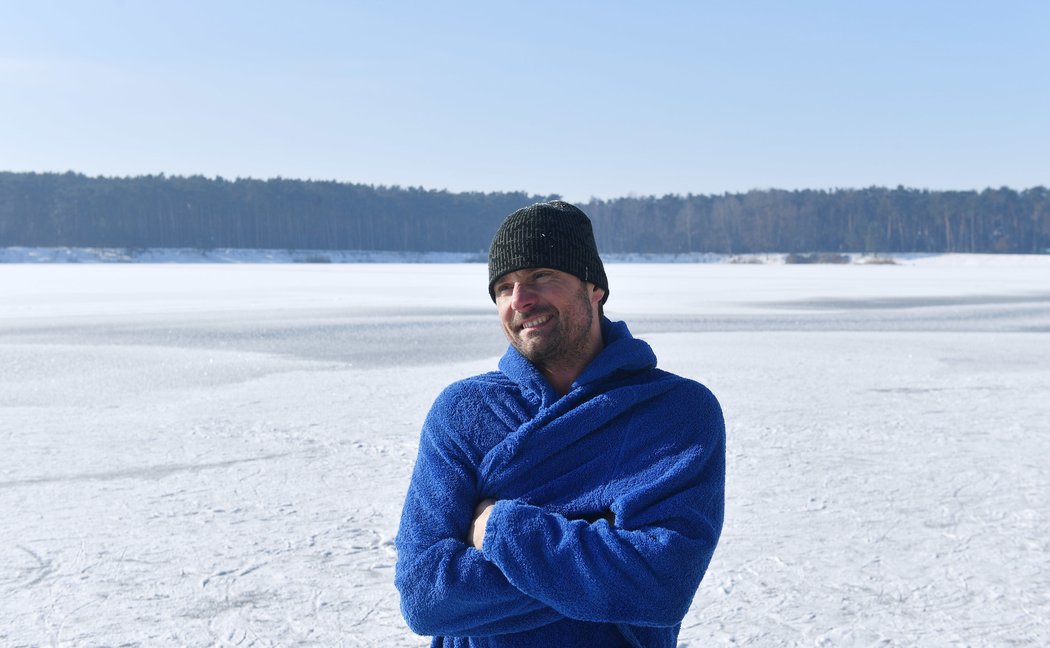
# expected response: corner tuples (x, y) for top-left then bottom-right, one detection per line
(591, 284), (606, 305)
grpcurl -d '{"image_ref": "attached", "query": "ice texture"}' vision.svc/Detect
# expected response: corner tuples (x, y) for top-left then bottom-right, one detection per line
(2, 257), (1048, 646)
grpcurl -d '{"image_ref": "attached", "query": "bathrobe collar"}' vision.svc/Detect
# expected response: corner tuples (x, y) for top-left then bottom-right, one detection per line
(498, 317), (658, 408)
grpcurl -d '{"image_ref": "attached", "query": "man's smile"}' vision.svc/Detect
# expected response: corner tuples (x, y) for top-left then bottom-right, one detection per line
(519, 312), (553, 331)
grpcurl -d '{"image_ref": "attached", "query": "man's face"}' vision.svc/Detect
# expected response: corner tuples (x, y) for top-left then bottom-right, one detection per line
(493, 268), (602, 367)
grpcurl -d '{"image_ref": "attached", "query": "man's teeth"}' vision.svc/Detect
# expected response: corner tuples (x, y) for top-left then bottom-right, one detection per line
(522, 314), (551, 329)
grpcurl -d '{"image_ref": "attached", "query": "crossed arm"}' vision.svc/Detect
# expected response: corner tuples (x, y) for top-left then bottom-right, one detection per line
(394, 423), (566, 636)
(469, 499), (613, 549)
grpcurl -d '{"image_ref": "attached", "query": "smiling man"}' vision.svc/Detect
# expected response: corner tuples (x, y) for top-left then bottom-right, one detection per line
(395, 201), (726, 647)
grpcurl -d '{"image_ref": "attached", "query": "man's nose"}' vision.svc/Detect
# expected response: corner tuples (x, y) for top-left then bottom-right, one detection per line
(510, 282), (537, 311)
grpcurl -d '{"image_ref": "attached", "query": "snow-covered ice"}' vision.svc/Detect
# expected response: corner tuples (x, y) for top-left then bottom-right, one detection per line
(2, 258), (1048, 646)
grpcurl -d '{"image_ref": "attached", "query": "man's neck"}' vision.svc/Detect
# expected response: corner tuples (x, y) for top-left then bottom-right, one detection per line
(537, 335), (604, 397)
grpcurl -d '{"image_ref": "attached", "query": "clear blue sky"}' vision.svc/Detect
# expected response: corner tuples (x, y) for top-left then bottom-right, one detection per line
(2, 1), (1047, 202)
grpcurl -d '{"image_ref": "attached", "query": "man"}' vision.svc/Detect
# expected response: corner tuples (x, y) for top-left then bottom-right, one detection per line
(395, 201), (725, 647)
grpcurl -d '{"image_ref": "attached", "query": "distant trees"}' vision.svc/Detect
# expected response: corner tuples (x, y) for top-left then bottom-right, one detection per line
(587, 186), (1050, 254)
(0, 172), (553, 252)
(1, 172), (1047, 254)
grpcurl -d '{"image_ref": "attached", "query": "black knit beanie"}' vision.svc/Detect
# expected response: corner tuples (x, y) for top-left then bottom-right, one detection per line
(488, 200), (609, 305)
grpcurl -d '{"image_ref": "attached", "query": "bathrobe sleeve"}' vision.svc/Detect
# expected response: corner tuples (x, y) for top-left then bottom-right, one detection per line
(480, 382), (725, 628)
(394, 385), (564, 636)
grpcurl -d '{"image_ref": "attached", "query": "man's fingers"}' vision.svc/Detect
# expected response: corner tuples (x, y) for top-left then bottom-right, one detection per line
(469, 499), (496, 549)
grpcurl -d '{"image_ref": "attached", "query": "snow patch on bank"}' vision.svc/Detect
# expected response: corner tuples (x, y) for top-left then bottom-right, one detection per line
(2, 246), (1048, 266)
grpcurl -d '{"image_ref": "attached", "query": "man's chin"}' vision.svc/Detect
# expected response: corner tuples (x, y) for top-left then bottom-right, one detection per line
(512, 338), (556, 364)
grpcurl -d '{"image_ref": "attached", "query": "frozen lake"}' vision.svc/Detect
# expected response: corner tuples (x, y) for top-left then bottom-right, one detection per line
(2, 259), (1049, 646)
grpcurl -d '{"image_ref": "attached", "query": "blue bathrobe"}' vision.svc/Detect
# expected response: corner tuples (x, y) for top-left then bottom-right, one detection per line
(395, 318), (725, 647)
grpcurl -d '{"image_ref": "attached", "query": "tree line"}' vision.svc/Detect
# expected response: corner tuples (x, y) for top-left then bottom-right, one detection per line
(1, 172), (1047, 254)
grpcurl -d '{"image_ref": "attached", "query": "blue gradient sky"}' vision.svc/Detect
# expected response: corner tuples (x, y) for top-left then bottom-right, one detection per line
(2, 1), (1047, 202)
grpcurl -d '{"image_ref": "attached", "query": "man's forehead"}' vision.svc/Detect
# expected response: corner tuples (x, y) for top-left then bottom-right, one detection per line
(495, 267), (560, 282)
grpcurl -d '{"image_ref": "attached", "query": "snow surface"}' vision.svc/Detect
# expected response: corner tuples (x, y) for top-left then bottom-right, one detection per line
(2, 260), (1049, 646)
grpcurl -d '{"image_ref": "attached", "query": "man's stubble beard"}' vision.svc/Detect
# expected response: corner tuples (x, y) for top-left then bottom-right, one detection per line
(510, 283), (595, 369)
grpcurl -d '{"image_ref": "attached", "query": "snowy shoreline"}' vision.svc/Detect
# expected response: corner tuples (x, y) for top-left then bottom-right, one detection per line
(2, 245), (1049, 266)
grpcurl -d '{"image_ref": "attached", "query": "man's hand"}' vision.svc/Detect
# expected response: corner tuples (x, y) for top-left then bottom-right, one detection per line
(469, 499), (496, 549)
